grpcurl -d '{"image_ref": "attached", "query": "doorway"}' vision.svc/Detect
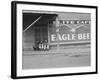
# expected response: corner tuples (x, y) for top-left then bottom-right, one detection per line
(34, 26), (48, 44)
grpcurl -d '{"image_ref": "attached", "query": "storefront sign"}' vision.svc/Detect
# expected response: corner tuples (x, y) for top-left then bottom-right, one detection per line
(49, 20), (91, 44)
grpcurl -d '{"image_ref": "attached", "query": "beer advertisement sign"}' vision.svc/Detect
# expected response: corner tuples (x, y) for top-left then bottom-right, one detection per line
(49, 19), (91, 44)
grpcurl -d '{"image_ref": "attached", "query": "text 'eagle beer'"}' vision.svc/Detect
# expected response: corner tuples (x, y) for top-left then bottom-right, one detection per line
(49, 20), (91, 44)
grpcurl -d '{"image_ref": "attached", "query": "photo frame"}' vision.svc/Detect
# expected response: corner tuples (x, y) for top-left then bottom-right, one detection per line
(11, 1), (98, 79)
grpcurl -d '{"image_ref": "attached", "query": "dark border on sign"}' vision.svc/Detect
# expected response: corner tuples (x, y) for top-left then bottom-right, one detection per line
(11, 1), (98, 79)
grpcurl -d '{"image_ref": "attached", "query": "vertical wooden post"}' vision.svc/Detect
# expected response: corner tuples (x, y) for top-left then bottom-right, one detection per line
(56, 17), (60, 51)
(48, 22), (50, 45)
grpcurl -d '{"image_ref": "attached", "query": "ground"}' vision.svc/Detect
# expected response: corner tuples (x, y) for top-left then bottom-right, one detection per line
(22, 45), (90, 69)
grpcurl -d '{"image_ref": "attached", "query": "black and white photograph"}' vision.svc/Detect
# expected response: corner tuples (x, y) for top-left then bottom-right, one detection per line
(22, 11), (91, 69)
(11, 1), (97, 79)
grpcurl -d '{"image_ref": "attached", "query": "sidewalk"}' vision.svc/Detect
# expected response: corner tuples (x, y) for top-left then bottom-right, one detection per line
(23, 46), (90, 56)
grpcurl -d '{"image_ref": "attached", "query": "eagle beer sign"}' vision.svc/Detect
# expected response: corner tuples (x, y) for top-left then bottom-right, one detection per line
(49, 19), (91, 44)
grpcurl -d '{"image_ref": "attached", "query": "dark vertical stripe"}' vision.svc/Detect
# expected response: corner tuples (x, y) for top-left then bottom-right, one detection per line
(96, 6), (98, 74)
(11, 1), (17, 79)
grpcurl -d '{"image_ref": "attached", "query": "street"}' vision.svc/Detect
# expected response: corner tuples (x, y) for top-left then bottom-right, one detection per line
(22, 45), (90, 69)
